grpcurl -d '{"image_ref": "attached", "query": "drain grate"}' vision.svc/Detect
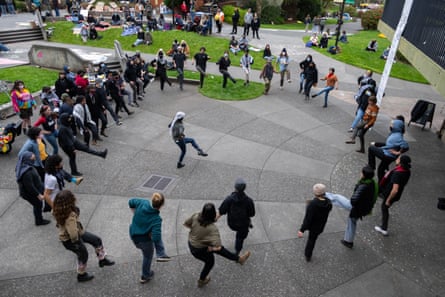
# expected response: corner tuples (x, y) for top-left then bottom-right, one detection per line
(141, 175), (175, 191)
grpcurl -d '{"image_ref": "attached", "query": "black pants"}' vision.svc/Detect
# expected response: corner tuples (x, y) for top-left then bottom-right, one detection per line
(220, 69), (235, 88)
(234, 227), (249, 254)
(368, 143), (397, 181)
(243, 24), (250, 36)
(196, 66), (206, 88)
(93, 111), (108, 132)
(21, 195), (44, 224)
(62, 231), (102, 265)
(113, 95), (130, 116)
(304, 80), (315, 96)
(62, 140), (103, 174)
(381, 196), (396, 230)
(232, 21), (238, 34)
(158, 70), (171, 90)
(188, 242), (238, 280)
(305, 231), (320, 259)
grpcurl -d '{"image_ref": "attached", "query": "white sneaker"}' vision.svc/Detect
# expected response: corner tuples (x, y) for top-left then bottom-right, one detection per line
(374, 226), (388, 236)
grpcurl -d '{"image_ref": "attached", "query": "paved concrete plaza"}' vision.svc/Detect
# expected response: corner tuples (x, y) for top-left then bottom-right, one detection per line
(0, 13), (444, 297)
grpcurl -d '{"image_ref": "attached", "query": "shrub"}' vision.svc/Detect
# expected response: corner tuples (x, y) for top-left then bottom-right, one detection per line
(261, 5), (284, 24)
(361, 8), (383, 30)
(344, 5), (358, 18)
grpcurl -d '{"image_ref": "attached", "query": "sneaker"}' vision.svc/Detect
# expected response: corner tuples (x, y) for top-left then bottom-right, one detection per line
(99, 257), (115, 267)
(305, 256), (311, 262)
(129, 102), (135, 107)
(197, 276), (211, 288)
(150, 78), (155, 83)
(312, 94), (317, 98)
(288, 79), (292, 83)
(345, 140), (356, 144)
(156, 256), (172, 262)
(72, 172), (83, 177)
(374, 226), (388, 236)
(356, 149), (365, 154)
(75, 176), (84, 185)
(198, 150), (208, 157)
(340, 239), (353, 249)
(140, 271), (154, 284)
(116, 121), (123, 126)
(348, 128), (354, 133)
(177, 162), (185, 169)
(77, 272), (94, 282)
(35, 219), (51, 226)
(238, 251), (251, 265)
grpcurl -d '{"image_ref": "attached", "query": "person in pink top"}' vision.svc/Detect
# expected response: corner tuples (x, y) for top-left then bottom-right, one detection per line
(11, 80), (37, 135)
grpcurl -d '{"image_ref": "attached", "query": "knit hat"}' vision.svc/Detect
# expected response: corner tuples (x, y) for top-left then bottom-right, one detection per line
(61, 93), (70, 101)
(313, 183), (326, 196)
(234, 178), (246, 192)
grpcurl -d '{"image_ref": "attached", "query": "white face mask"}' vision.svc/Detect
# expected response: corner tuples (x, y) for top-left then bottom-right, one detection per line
(18, 85), (24, 89)
(224, 53), (228, 58)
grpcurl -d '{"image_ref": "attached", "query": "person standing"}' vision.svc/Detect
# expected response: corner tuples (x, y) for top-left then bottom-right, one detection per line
(129, 193), (170, 284)
(33, 105), (59, 155)
(231, 8), (239, 34)
(11, 80), (37, 135)
(243, 8), (253, 36)
(298, 184), (332, 262)
(311, 67), (338, 107)
(16, 152), (50, 226)
(193, 47), (210, 89)
(304, 14), (311, 33)
(375, 155), (411, 236)
(52, 190), (115, 282)
(216, 50), (236, 88)
(340, 166), (378, 249)
(217, 178), (255, 255)
(214, 7), (224, 33)
(299, 54), (313, 94)
(184, 203), (251, 288)
(73, 95), (102, 147)
(169, 111), (207, 169)
(173, 46), (187, 91)
(368, 118), (409, 181)
(154, 49), (173, 91)
(349, 70), (376, 132)
(106, 72), (134, 119)
(259, 57), (275, 95)
(346, 96), (379, 153)
(240, 49), (253, 86)
(55, 72), (76, 98)
(251, 12), (260, 39)
(276, 49), (291, 90)
(303, 61), (318, 101)
(18, 127), (45, 181)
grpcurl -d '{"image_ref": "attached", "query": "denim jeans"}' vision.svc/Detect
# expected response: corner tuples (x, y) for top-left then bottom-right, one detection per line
(188, 242), (238, 280)
(315, 86), (334, 106)
(325, 192), (352, 210)
(176, 137), (201, 163)
(154, 239), (168, 258)
(134, 240), (154, 279)
(344, 217), (358, 243)
(133, 38), (144, 46)
(351, 108), (364, 129)
(299, 72), (305, 91)
(44, 131), (59, 155)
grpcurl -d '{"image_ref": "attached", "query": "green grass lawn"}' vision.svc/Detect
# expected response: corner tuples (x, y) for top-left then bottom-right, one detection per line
(0, 66), (59, 104)
(303, 30), (428, 84)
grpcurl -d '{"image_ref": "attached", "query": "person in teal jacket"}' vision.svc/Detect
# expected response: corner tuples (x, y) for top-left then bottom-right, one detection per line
(129, 193), (169, 284)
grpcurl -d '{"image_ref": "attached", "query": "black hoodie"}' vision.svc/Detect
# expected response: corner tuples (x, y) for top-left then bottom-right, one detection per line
(300, 196), (332, 235)
(58, 113), (75, 152)
(219, 191), (255, 230)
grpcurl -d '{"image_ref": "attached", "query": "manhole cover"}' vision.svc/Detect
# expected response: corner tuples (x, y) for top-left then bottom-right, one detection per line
(141, 174), (175, 191)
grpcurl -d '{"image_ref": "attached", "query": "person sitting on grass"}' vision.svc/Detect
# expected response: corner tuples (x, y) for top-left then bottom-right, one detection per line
(309, 33), (319, 47)
(229, 36), (240, 55)
(319, 32), (329, 48)
(339, 30), (348, 43)
(366, 39), (378, 52)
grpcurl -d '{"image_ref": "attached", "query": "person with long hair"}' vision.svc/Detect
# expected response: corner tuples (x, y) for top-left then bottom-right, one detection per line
(15, 151), (50, 226)
(184, 203), (251, 288)
(52, 190), (115, 282)
(43, 154), (83, 209)
(33, 105), (59, 155)
(10, 80), (37, 135)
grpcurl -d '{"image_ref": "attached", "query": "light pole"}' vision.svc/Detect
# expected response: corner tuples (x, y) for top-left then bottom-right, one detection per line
(334, 0), (345, 49)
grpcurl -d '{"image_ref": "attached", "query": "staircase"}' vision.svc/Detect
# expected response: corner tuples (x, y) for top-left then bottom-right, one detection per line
(0, 28), (44, 44)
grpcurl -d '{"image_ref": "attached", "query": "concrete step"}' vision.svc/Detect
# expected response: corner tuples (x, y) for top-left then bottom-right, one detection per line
(0, 28), (44, 44)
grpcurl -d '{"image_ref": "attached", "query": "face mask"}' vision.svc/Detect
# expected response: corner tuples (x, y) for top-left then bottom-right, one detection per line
(306, 58), (311, 62)
(18, 85), (24, 89)
(224, 53), (228, 58)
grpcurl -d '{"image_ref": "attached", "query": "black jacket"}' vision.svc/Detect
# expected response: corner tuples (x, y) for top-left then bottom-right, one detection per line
(18, 167), (43, 201)
(219, 191), (255, 230)
(55, 78), (76, 98)
(349, 179), (376, 218)
(58, 113), (75, 152)
(217, 56), (231, 72)
(304, 65), (318, 83)
(300, 197), (332, 235)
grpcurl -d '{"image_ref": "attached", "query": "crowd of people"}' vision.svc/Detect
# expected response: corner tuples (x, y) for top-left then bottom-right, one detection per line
(9, 4), (414, 289)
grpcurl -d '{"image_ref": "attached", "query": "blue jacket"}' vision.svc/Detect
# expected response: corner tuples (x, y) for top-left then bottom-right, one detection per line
(18, 139), (43, 168)
(382, 119), (409, 158)
(129, 198), (162, 243)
